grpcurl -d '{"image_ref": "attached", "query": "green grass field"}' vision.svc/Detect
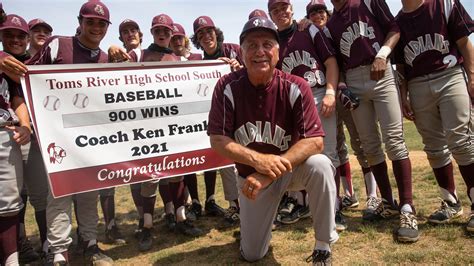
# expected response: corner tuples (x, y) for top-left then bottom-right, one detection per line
(24, 119), (474, 265)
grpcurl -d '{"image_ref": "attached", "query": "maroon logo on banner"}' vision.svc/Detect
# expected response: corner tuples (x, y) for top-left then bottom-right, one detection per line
(47, 143), (67, 164)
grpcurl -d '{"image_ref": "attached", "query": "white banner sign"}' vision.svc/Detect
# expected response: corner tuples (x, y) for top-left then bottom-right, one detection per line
(21, 60), (233, 198)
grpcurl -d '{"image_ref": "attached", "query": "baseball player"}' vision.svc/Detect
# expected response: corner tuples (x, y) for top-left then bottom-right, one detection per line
(109, 13), (205, 251)
(248, 9), (269, 19)
(27, 19), (52, 57)
(208, 16), (338, 264)
(395, 0), (474, 231)
(0, 13), (32, 266)
(26, 1), (114, 264)
(170, 23), (202, 61)
(188, 15), (242, 226)
(306, 0), (380, 213)
(326, 0), (419, 243)
(97, 18), (146, 246)
(267, 0), (347, 230)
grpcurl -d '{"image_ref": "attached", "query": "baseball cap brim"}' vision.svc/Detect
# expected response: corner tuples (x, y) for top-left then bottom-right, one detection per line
(30, 22), (53, 32)
(119, 21), (139, 32)
(81, 14), (111, 24)
(0, 25), (29, 34)
(151, 24), (173, 31)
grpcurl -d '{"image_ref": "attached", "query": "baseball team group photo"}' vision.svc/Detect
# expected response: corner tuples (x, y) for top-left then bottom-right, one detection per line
(0, 0), (473, 265)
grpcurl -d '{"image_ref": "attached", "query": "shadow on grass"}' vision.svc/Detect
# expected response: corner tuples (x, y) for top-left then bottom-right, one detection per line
(151, 243), (280, 265)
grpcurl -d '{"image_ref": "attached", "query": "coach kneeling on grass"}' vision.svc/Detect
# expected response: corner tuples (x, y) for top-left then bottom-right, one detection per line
(207, 17), (338, 264)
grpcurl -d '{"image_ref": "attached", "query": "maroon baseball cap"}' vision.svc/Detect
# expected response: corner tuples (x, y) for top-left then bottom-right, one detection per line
(193, 16), (215, 34)
(119, 19), (139, 32)
(172, 23), (186, 37)
(0, 14), (29, 34)
(248, 9), (269, 20)
(306, 0), (327, 17)
(79, 1), (111, 24)
(151, 14), (173, 31)
(240, 17), (279, 44)
(28, 18), (53, 32)
(268, 0), (291, 11)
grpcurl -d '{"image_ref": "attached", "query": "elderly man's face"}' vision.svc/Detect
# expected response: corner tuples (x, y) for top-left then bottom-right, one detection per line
(242, 30), (279, 78)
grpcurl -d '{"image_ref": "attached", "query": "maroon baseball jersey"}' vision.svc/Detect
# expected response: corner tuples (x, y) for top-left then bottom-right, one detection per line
(129, 44), (179, 62)
(326, 0), (399, 71)
(277, 22), (335, 88)
(0, 75), (21, 126)
(27, 36), (108, 65)
(207, 68), (325, 178)
(203, 43), (243, 65)
(395, 0), (474, 80)
(187, 52), (203, 60)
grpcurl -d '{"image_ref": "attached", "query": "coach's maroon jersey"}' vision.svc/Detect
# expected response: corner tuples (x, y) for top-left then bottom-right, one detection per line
(203, 43), (243, 65)
(27, 36), (107, 65)
(326, 0), (399, 71)
(207, 68), (324, 178)
(277, 21), (335, 89)
(395, 0), (473, 80)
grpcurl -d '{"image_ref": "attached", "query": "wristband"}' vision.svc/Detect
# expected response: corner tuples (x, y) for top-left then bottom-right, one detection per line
(325, 89), (335, 96)
(375, 45), (392, 60)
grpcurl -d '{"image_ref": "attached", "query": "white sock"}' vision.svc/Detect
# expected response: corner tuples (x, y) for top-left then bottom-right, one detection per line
(144, 213), (153, 228)
(364, 171), (377, 198)
(165, 202), (174, 214)
(107, 218), (116, 230)
(315, 241), (331, 252)
(400, 204), (413, 213)
(207, 194), (215, 202)
(5, 252), (18, 265)
(87, 239), (97, 248)
(54, 253), (66, 263)
(296, 191), (305, 206)
(229, 200), (237, 208)
(176, 206), (186, 222)
(439, 187), (457, 204)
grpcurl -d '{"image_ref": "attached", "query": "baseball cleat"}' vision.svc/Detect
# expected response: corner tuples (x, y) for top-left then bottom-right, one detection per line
(341, 194), (360, 210)
(306, 249), (331, 265)
(363, 198), (398, 221)
(428, 199), (463, 224)
(335, 211), (347, 232)
(467, 212), (474, 233)
(397, 211), (419, 243)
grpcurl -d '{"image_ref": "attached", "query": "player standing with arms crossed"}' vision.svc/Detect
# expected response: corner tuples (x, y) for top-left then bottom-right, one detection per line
(208, 16), (338, 264)
(326, 0), (419, 242)
(396, 0), (474, 230)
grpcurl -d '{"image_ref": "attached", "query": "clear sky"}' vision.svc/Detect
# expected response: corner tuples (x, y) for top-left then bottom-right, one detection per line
(2, 0), (473, 52)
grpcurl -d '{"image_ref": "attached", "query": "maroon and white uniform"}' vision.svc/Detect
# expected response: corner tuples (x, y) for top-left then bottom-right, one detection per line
(395, 0), (474, 220)
(208, 68), (324, 177)
(207, 68), (337, 260)
(28, 36), (107, 64)
(187, 53), (203, 61)
(203, 43), (243, 65)
(326, 0), (399, 70)
(395, 0), (474, 80)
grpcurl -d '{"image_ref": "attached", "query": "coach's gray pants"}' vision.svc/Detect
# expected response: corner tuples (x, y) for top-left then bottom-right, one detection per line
(220, 166), (239, 201)
(21, 136), (48, 211)
(239, 154), (338, 262)
(47, 190), (99, 254)
(0, 129), (23, 217)
(407, 66), (474, 168)
(346, 64), (409, 165)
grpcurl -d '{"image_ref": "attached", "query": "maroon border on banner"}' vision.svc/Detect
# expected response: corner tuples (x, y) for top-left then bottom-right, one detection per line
(49, 148), (233, 198)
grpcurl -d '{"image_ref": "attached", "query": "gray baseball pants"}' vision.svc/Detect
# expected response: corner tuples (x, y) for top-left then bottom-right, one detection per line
(345, 64), (409, 165)
(407, 65), (474, 168)
(46, 190), (99, 254)
(239, 154), (338, 262)
(0, 129), (23, 217)
(21, 136), (48, 211)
